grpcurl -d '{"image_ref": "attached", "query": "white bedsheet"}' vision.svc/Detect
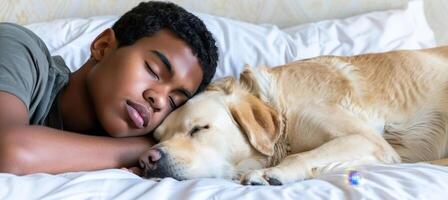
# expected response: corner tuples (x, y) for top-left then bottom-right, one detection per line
(1, 163), (447, 199)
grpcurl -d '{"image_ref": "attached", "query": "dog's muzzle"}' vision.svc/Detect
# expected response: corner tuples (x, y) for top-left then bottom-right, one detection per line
(139, 147), (186, 180)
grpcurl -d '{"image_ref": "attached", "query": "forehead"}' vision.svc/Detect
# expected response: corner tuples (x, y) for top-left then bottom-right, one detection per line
(182, 92), (229, 120)
(159, 92), (230, 128)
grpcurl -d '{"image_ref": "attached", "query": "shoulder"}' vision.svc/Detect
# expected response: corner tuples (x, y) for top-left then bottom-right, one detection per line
(0, 22), (49, 62)
(0, 23), (41, 41)
(0, 23), (51, 110)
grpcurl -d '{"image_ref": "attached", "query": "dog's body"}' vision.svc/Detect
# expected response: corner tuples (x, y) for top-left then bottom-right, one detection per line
(140, 46), (448, 185)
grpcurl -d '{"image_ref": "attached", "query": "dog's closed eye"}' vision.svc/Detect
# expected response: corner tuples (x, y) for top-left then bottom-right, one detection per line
(189, 125), (210, 136)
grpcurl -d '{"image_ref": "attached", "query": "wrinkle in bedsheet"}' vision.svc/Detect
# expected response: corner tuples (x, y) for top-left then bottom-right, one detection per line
(1, 163), (448, 200)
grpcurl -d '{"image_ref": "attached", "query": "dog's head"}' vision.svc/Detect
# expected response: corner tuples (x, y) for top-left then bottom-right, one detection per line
(139, 74), (281, 180)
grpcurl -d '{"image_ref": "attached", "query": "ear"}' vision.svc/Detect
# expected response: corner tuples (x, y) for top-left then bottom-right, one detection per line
(90, 28), (117, 61)
(206, 77), (237, 94)
(239, 64), (262, 94)
(230, 94), (281, 156)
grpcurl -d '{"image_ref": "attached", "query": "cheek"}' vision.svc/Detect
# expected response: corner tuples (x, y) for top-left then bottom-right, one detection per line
(196, 131), (230, 154)
(88, 62), (142, 101)
(87, 60), (149, 134)
(86, 69), (127, 134)
(99, 50), (148, 96)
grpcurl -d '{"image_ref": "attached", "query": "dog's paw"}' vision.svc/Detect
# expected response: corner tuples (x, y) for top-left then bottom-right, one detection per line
(240, 169), (270, 185)
(240, 167), (307, 186)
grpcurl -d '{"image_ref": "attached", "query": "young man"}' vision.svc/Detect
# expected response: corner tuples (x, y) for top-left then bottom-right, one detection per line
(0, 1), (218, 175)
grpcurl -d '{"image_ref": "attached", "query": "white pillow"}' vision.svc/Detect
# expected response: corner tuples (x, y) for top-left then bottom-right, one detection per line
(25, 0), (435, 80)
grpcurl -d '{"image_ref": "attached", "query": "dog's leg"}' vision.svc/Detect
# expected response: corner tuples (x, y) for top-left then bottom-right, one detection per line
(241, 106), (401, 185)
(241, 134), (399, 185)
(383, 111), (448, 162)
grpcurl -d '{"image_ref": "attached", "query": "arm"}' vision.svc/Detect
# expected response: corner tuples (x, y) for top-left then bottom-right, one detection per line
(0, 91), (154, 175)
(0, 125), (153, 175)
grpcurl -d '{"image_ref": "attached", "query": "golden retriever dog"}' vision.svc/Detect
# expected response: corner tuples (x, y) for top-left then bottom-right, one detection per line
(139, 46), (448, 185)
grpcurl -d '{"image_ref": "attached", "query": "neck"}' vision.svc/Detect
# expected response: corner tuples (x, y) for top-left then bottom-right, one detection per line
(59, 58), (99, 133)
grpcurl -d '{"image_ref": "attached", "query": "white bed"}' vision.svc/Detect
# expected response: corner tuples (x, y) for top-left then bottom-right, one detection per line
(1, 163), (448, 199)
(1, 1), (448, 199)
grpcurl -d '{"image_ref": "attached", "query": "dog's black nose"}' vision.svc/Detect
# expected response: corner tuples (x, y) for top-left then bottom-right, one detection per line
(139, 148), (162, 170)
(140, 148), (183, 180)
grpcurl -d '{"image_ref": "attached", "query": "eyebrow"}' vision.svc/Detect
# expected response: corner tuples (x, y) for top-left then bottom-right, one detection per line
(150, 50), (193, 99)
(151, 50), (172, 74)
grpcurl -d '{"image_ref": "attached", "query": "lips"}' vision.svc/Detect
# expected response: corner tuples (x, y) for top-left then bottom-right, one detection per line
(126, 100), (150, 129)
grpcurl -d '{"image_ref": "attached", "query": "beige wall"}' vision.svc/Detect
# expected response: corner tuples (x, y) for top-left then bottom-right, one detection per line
(1, 0), (447, 44)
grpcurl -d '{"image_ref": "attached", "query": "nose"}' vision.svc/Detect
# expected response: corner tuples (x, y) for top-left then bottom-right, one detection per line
(139, 148), (162, 170)
(143, 89), (167, 112)
(139, 148), (181, 179)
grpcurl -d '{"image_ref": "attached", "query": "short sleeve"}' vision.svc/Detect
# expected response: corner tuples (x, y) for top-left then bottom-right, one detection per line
(0, 23), (50, 111)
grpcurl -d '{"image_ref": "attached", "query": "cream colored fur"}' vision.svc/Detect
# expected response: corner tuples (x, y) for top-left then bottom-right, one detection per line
(143, 46), (448, 185)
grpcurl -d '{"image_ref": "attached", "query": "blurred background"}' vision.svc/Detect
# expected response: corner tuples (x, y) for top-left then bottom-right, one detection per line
(0, 0), (447, 44)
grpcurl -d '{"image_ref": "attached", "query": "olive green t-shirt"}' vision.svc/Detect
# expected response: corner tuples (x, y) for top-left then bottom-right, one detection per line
(0, 23), (70, 129)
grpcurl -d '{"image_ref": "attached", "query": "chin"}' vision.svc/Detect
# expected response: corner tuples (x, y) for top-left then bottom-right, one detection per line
(99, 115), (131, 137)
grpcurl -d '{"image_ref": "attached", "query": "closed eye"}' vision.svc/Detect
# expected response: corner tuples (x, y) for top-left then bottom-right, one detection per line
(145, 62), (159, 80)
(189, 125), (210, 136)
(169, 96), (176, 109)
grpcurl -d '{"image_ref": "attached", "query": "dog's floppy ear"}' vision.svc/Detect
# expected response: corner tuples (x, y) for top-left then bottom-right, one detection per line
(230, 94), (281, 156)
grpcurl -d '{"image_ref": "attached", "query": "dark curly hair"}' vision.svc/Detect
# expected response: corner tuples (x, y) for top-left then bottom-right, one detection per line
(112, 1), (218, 94)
